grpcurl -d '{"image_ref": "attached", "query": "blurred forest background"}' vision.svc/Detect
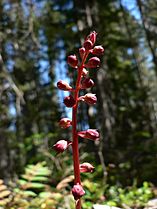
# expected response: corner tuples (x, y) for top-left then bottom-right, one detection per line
(0, 0), (157, 208)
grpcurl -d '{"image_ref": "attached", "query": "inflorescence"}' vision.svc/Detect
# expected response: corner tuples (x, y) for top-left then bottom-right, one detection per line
(54, 31), (104, 208)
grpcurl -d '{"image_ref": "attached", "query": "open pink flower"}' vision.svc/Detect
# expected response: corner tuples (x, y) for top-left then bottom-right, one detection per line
(80, 163), (95, 173)
(79, 93), (97, 105)
(78, 129), (100, 141)
(57, 80), (73, 91)
(53, 140), (72, 153)
(59, 118), (72, 129)
(72, 184), (85, 200)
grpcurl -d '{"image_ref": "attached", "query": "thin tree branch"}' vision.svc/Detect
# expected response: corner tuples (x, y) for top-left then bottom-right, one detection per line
(0, 53), (25, 112)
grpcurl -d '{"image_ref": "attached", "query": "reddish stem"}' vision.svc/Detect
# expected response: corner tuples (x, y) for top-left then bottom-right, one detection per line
(76, 199), (81, 209)
(72, 52), (89, 208)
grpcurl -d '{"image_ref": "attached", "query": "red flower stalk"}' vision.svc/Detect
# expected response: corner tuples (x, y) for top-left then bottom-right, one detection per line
(55, 31), (104, 208)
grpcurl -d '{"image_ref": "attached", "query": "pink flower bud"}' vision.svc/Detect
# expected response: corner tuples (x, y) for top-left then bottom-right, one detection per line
(67, 55), (78, 68)
(64, 95), (75, 108)
(57, 80), (73, 91)
(86, 31), (97, 45)
(83, 40), (93, 50)
(79, 47), (86, 59)
(78, 129), (100, 141)
(81, 78), (94, 89)
(80, 163), (95, 173)
(72, 184), (85, 200)
(59, 118), (72, 129)
(92, 46), (104, 55)
(53, 140), (72, 153)
(81, 93), (97, 105)
(85, 57), (100, 68)
(82, 68), (88, 77)
(86, 129), (99, 140)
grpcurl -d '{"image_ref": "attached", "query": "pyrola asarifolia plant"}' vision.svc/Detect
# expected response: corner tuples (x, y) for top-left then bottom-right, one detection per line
(54, 31), (104, 209)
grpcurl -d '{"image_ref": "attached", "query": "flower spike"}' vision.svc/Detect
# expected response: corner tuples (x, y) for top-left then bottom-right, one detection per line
(55, 31), (103, 208)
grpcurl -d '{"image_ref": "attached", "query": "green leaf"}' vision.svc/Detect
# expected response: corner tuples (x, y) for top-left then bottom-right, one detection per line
(30, 176), (48, 182)
(28, 182), (46, 189)
(23, 190), (37, 197)
(18, 179), (27, 185)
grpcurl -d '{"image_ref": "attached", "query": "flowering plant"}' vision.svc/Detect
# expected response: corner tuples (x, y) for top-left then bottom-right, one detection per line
(54, 31), (104, 209)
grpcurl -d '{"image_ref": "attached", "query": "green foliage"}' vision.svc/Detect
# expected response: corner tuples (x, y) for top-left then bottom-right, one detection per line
(0, 179), (11, 207)
(0, 162), (155, 209)
(105, 182), (154, 207)
(11, 162), (51, 208)
(5, 162), (65, 209)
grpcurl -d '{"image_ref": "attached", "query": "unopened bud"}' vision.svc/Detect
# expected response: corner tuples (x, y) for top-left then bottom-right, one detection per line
(81, 78), (94, 89)
(53, 140), (72, 153)
(78, 129), (100, 141)
(57, 80), (73, 91)
(80, 93), (97, 105)
(85, 57), (100, 68)
(64, 95), (76, 108)
(72, 184), (85, 200)
(92, 46), (104, 55)
(67, 55), (78, 68)
(79, 47), (86, 59)
(59, 118), (72, 129)
(86, 31), (97, 45)
(83, 40), (93, 50)
(80, 163), (95, 173)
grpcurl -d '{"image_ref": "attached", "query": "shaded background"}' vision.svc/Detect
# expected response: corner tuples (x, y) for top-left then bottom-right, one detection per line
(0, 0), (157, 208)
